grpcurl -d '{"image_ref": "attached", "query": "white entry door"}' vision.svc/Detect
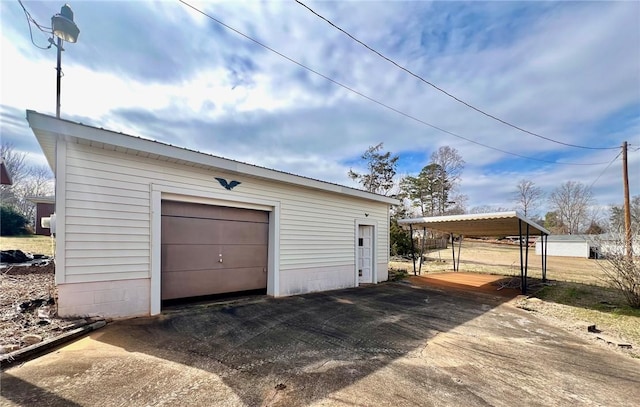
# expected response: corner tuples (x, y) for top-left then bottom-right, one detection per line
(358, 225), (374, 284)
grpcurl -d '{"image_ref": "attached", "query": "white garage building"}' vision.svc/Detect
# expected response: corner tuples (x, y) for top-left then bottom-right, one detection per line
(27, 111), (397, 318)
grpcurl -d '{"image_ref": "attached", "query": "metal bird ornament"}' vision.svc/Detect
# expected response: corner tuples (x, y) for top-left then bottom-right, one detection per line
(215, 177), (241, 190)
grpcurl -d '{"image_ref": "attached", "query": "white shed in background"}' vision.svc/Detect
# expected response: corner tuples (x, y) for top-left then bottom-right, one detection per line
(27, 110), (398, 319)
(595, 232), (640, 257)
(535, 235), (594, 258)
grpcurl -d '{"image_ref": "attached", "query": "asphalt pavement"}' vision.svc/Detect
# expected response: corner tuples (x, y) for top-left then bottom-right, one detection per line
(2, 282), (639, 406)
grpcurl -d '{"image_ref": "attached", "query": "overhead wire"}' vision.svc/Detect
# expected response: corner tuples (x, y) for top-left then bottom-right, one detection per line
(294, 0), (620, 151)
(588, 150), (622, 190)
(17, 0), (52, 50)
(178, 0), (611, 166)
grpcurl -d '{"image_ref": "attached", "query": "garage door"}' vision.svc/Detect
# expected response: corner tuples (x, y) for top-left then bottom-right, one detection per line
(161, 201), (269, 300)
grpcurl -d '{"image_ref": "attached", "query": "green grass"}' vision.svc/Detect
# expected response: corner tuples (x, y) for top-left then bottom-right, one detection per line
(388, 268), (409, 282)
(0, 235), (55, 257)
(534, 283), (640, 318)
(531, 282), (640, 348)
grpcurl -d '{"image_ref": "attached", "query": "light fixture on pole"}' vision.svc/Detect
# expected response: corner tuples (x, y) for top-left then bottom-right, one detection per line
(50, 4), (79, 118)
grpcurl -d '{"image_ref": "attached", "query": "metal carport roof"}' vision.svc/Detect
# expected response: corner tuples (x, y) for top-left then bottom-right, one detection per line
(397, 211), (550, 237)
(397, 211), (550, 294)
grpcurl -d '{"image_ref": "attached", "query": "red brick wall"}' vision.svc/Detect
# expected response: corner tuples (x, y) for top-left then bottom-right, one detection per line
(35, 203), (55, 235)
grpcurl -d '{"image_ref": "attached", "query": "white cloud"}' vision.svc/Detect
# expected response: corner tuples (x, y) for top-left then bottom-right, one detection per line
(1, 0), (638, 213)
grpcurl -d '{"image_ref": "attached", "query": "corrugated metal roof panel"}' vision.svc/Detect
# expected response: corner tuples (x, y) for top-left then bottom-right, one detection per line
(398, 211), (550, 236)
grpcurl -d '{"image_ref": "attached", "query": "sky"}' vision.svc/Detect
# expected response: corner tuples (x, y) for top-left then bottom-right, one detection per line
(1, 0), (639, 219)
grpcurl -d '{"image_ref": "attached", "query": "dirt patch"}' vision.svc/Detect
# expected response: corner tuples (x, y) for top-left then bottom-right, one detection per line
(515, 292), (640, 359)
(0, 263), (69, 352)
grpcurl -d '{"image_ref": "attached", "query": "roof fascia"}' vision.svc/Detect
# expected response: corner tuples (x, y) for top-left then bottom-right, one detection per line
(397, 211), (521, 225)
(26, 196), (56, 204)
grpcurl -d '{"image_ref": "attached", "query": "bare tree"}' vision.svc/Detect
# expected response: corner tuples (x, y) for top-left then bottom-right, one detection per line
(1, 143), (54, 225)
(1, 142), (29, 208)
(595, 231), (640, 308)
(430, 146), (465, 215)
(469, 205), (511, 214)
(548, 181), (594, 234)
(13, 165), (55, 224)
(610, 195), (640, 235)
(600, 256), (639, 308)
(348, 143), (399, 196)
(446, 193), (467, 215)
(513, 179), (544, 217)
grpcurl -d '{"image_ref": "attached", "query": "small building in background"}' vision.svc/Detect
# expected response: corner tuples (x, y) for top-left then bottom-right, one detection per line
(1, 157), (12, 185)
(535, 235), (596, 258)
(595, 232), (640, 257)
(27, 196), (55, 235)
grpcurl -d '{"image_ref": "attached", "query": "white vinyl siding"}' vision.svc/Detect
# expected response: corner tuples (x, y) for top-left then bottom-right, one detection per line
(535, 239), (589, 258)
(62, 142), (390, 283)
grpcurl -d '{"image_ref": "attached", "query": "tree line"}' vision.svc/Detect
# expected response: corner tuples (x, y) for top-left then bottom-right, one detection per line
(3, 138), (636, 240)
(348, 143), (638, 255)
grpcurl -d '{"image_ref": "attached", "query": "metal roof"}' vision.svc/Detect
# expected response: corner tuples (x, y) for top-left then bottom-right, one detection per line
(26, 110), (398, 205)
(398, 211), (550, 236)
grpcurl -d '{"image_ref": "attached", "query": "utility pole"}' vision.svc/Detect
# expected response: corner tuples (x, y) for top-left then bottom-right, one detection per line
(622, 141), (632, 259)
(56, 37), (62, 118)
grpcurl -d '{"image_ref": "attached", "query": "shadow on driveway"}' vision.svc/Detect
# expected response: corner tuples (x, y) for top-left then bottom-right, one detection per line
(3, 283), (640, 406)
(103, 284), (495, 405)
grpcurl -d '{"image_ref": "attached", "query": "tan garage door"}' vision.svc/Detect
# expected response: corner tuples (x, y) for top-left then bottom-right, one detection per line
(161, 201), (269, 300)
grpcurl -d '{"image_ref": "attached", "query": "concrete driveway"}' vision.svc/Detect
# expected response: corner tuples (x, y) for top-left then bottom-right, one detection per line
(2, 282), (639, 406)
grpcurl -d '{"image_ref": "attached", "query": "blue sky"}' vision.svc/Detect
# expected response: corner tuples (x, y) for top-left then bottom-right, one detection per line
(1, 0), (638, 218)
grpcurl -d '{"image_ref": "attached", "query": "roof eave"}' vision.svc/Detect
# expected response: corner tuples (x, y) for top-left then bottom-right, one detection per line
(26, 110), (399, 206)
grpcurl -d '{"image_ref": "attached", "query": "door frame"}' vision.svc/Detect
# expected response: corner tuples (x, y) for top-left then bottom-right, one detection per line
(150, 183), (280, 315)
(354, 219), (377, 286)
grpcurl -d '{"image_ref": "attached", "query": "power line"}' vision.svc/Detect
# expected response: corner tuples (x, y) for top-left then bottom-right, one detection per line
(17, 0), (52, 31)
(17, 0), (52, 50)
(589, 150), (622, 190)
(178, 0), (611, 166)
(295, 0), (620, 151)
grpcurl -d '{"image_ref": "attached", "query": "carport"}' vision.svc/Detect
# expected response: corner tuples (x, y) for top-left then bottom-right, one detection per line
(398, 211), (550, 294)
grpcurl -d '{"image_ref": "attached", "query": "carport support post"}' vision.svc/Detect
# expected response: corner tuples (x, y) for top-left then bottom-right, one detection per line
(524, 223), (530, 294)
(541, 232), (547, 282)
(518, 219), (525, 294)
(418, 227), (427, 274)
(544, 234), (548, 282)
(451, 234), (457, 271)
(410, 224), (417, 276)
(457, 235), (463, 271)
